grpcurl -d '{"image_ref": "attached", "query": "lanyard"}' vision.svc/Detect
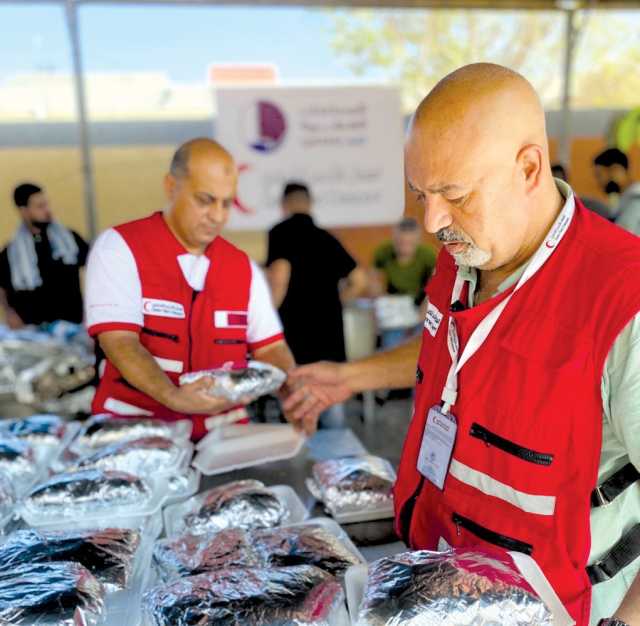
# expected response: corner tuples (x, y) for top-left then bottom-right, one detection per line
(441, 194), (576, 413)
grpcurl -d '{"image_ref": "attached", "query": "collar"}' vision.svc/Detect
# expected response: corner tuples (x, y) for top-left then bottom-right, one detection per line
(461, 179), (575, 306)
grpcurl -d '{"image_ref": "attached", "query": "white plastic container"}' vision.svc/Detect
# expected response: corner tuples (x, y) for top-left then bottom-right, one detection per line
(102, 513), (163, 626)
(21, 474), (172, 531)
(193, 422), (305, 475)
(306, 457), (396, 525)
(163, 483), (308, 538)
(163, 467), (201, 507)
(344, 552), (576, 626)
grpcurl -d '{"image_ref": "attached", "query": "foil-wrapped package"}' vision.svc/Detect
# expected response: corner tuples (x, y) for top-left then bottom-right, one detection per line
(154, 523), (360, 582)
(180, 480), (287, 536)
(153, 528), (260, 581)
(355, 550), (553, 626)
(255, 523), (362, 577)
(143, 565), (343, 626)
(311, 456), (394, 517)
(0, 437), (39, 491)
(0, 561), (105, 625)
(0, 414), (66, 447)
(24, 469), (152, 521)
(0, 329), (95, 411)
(179, 360), (286, 403)
(73, 436), (184, 477)
(76, 414), (173, 450)
(0, 527), (141, 591)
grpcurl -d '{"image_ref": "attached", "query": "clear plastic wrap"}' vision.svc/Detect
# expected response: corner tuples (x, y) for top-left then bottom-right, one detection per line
(354, 549), (553, 626)
(75, 415), (188, 451)
(179, 360), (286, 403)
(72, 436), (186, 477)
(0, 437), (39, 492)
(179, 480), (287, 536)
(0, 527), (141, 592)
(0, 473), (15, 531)
(143, 565), (344, 626)
(310, 456), (395, 520)
(0, 561), (105, 625)
(23, 469), (152, 522)
(153, 522), (362, 582)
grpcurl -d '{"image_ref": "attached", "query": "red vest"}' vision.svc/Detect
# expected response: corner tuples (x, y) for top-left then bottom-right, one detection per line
(394, 200), (640, 626)
(92, 212), (252, 440)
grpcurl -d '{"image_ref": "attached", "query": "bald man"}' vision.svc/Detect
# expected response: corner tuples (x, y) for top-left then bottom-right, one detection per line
(85, 138), (295, 440)
(285, 64), (640, 626)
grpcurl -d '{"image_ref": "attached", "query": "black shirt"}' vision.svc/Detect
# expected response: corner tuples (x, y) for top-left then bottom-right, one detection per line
(0, 228), (89, 325)
(267, 213), (356, 364)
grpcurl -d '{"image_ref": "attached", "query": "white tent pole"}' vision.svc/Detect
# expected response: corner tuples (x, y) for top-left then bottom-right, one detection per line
(65, 0), (98, 240)
(558, 7), (577, 167)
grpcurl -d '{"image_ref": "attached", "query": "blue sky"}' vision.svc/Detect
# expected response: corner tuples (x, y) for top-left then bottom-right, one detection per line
(0, 3), (362, 82)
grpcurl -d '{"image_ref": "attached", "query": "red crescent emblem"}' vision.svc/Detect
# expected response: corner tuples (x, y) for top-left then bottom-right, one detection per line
(234, 164), (255, 215)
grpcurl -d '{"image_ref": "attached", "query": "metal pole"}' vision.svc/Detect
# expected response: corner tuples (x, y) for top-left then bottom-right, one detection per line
(65, 0), (98, 240)
(558, 8), (577, 168)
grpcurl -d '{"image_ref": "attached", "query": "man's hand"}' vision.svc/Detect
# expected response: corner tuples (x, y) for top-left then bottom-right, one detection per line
(5, 309), (24, 330)
(282, 361), (353, 434)
(164, 377), (248, 415)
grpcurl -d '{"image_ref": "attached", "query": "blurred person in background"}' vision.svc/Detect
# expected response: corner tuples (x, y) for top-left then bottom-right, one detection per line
(592, 148), (640, 234)
(371, 217), (436, 348)
(0, 183), (89, 328)
(266, 181), (368, 427)
(551, 163), (612, 221)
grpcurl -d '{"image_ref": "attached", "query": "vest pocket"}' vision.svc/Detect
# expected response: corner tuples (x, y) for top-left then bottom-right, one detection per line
(469, 423), (554, 466)
(142, 326), (179, 343)
(452, 512), (534, 555)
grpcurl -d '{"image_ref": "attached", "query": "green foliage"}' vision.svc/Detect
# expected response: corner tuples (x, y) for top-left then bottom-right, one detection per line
(330, 8), (640, 112)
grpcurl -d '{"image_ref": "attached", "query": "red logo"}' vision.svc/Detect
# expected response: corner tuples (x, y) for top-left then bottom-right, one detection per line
(234, 163), (255, 215)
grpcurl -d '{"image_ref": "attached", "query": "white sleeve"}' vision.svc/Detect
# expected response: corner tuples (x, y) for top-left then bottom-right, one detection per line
(85, 228), (143, 334)
(246, 260), (284, 348)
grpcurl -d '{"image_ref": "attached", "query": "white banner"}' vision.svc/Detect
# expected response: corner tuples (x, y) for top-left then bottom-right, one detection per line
(215, 85), (405, 230)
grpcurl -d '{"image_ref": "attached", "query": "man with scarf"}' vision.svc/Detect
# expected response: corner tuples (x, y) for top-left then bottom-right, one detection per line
(0, 183), (89, 328)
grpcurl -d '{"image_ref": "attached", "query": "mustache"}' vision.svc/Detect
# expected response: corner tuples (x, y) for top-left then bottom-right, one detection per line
(436, 228), (471, 244)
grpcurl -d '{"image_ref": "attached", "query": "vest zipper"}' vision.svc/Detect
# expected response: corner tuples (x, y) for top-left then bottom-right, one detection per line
(398, 476), (425, 546)
(469, 423), (554, 466)
(214, 339), (246, 345)
(187, 290), (198, 372)
(452, 512), (534, 555)
(142, 327), (179, 343)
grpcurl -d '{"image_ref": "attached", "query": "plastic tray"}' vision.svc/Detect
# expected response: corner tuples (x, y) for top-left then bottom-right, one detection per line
(306, 478), (395, 524)
(193, 423), (305, 475)
(163, 483), (309, 537)
(21, 474), (172, 531)
(103, 513), (164, 626)
(163, 467), (201, 507)
(345, 552), (576, 626)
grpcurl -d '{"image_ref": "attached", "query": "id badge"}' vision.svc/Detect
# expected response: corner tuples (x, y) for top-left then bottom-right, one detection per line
(417, 405), (457, 490)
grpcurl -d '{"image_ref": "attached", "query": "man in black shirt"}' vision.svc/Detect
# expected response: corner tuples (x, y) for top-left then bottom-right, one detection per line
(0, 183), (89, 327)
(266, 182), (367, 425)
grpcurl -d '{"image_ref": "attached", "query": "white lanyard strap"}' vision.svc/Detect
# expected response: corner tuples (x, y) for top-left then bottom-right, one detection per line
(441, 194), (576, 412)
